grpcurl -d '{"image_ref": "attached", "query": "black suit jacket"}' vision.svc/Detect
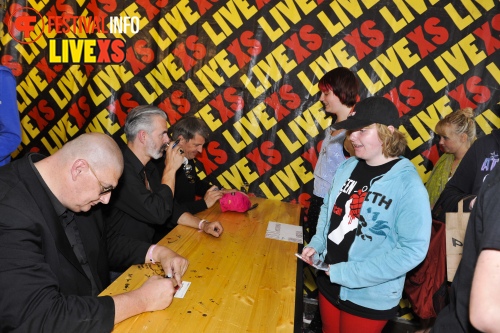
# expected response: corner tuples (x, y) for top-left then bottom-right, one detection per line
(151, 158), (212, 242)
(0, 154), (150, 333)
(173, 158), (212, 214)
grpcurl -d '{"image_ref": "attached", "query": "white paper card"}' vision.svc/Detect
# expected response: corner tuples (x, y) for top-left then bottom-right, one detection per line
(265, 221), (303, 244)
(174, 281), (191, 298)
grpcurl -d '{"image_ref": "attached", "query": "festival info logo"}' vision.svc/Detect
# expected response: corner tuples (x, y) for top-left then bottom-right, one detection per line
(8, 7), (136, 64)
(8, 7), (44, 44)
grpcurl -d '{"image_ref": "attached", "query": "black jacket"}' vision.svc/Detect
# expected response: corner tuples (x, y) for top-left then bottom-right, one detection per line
(0, 154), (150, 333)
(172, 158), (212, 215)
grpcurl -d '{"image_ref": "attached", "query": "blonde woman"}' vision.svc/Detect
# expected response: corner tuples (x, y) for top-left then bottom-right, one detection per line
(426, 108), (476, 207)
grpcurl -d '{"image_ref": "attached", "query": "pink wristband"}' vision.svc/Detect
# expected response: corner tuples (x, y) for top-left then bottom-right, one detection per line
(198, 219), (207, 231)
(148, 244), (157, 264)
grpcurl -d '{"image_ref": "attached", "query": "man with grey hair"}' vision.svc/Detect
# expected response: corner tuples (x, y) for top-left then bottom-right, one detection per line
(0, 133), (189, 332)
(106, 106), (223, 248)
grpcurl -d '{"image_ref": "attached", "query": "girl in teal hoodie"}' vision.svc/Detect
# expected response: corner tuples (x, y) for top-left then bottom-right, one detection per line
(301, 97), (431, 333)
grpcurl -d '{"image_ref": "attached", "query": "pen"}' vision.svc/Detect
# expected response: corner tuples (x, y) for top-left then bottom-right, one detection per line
(166, 274), (180, 290)
(171, 139), (180, 148)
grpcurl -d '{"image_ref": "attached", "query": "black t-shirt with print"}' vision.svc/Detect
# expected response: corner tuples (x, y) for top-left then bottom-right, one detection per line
(317, 158), (400, 320)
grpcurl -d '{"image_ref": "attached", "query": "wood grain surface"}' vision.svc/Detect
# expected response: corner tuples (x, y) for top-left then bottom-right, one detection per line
(100, 197), (302, 333)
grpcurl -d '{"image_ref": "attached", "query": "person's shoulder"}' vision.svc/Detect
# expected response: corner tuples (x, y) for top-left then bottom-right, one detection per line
(393, 158), (425, 183)
(121, 145), (143, 170)
(393, 157), (415, 170)
(436, 152), (454, 163)
(0, 165), (16, 199)
(464, 130), (500, 157)
(0, 65), (12, 73)
(482, 162), (500, 188)
(343, 156), (358, 166)
(476, 129), (500, 144)
(0, 65), (14, 78)
(120, 142), (132, 156)
(0, 160), (30, 203)
(335, 156), (358, 174)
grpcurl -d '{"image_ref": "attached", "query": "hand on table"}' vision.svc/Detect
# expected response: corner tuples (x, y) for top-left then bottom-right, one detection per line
(201, 220), (224, 238)
(112, 273), (180, 323)
(136, 275), (178, 312)
(156, 246), (189, 286)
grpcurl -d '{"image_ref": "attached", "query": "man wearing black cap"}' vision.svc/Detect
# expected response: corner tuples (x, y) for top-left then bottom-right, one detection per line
(299, 96), (431, 333)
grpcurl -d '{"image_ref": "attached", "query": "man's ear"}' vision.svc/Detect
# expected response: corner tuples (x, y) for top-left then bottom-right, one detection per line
(71, 159), (88, 181)
(387, 125), (395, 133)
(138, 130), (147, 144)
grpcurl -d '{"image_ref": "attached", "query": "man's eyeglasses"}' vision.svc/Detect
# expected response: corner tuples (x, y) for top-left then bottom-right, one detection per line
(88, 165), (114, 195)
(183, 163), (195, 183)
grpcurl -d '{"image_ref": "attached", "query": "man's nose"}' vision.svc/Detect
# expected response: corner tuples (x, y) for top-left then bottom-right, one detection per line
(100, 192), (112, 204)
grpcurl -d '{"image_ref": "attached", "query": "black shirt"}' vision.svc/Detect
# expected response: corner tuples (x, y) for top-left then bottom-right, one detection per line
(172, 159), (212, 214)
(30, 155), (99, 295)
(152, 158), (212, 242)
(105, 145), (183, 243)
(432, 159), (500, 332)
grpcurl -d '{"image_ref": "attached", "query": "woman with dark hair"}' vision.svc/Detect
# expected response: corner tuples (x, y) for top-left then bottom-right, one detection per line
(305, 67), (359, 243)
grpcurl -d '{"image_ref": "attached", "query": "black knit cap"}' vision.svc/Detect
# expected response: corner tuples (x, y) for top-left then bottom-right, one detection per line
(333, 96), (400, 130)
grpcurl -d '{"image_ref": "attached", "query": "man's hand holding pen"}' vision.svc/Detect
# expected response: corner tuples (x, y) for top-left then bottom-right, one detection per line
(164, 138), (185, 172)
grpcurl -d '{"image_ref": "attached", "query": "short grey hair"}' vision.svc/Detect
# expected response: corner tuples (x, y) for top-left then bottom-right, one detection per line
(124, 105), (167, 142)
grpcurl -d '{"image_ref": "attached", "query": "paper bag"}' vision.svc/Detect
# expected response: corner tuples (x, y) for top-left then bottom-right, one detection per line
(445, 199), (470, 282)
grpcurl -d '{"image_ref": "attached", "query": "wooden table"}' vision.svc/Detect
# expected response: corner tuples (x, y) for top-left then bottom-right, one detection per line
(100, 197), (303, 332)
